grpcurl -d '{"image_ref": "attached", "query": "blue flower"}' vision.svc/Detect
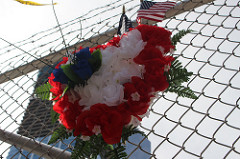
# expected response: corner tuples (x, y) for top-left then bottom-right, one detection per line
(70, 47), (93, 81)
(52, 68), (69, 84)
(71, 59), (93, 80)
(75, 47), (91, 61)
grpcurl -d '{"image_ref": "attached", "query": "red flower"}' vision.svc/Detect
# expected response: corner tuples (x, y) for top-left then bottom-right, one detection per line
(74, 104), (128, 144)
(72, 46), (83, 54)
(131, 76), (152, 97)
(59, 103), (82, 130)
(53, 95), (82, 130)
(116, 103), (132, 125)
(48, 56), (69, 99)
(107, 36), (121, 47)
(90, 45), (107, 52)
(53, 95), (67, 114)
(123, 82), (138, 99)
(73, 110), (94, 137)
(48, 73), (63, 100)
(136, 25), (174, 53)
(134, 47), (163, 64)
(144, 72), (169, 91)
(144, 59), (165, 76)
(123, 77), (152, 115)
(55, 57), (68, 69)
(124, 77), (151, 101)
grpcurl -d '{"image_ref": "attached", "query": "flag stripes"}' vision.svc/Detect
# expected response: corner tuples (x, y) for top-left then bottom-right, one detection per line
(137, 1), (176, 22)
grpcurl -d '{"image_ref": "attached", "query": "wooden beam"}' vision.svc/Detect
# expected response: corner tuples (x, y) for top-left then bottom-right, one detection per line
(0, 128), (71, 159)
(0, 29), (116, 84)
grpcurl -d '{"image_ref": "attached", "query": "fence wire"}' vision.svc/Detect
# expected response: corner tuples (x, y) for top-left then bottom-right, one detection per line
(0, 0), (240, 158)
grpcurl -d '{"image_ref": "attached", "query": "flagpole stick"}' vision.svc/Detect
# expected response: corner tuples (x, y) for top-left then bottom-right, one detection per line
(122, 5), (125, 14)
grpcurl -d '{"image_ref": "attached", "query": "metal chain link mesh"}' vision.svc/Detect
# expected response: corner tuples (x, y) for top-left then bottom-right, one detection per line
(0, 0), (240, 158)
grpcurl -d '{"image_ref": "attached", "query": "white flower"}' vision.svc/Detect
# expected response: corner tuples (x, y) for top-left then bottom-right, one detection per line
(75, 83), (103, 109)
(63, 107), (68, 112)
(156, 45), (165, 54)
(68, 88), (80, 103)
(58, 119), (62, 125)
(49, 92), (53, 100)
(80, 135), (90, 141)
(164, 64), (171, 72)
(73, 29), (147, 109)
(139, 111), (150, 118)
(92, 125), (101, 135)
(131, 92), (140, 101)
(128, 115), (141, 127)
(113, 59), (144, 84)
(102, 84), (124, 106)
(170, 48), (174, 54)
(119, 29), (146, 58)
(101, 46), (119, 67)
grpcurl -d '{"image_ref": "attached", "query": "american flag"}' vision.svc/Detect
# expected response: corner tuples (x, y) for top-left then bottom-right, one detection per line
(117, 13), (133, 35)
(137, 0), (176, 22)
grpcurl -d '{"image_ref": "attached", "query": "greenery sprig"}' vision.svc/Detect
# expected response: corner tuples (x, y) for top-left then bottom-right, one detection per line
(47, 125), (147, 159)
(166, 29), (197, 99)
(105, 143), (127, 159)
(171, 29), (193, 46)
(121, 125), (147, 144)
(165, 57), (197, 99)
(50, 107), (59, 124)
(35, 82), (52, 100)
(48, 125), (73, 145)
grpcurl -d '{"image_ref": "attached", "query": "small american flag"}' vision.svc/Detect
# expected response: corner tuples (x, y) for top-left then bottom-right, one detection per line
(137, 0), (176, 22)
(117, 13), (133, 35)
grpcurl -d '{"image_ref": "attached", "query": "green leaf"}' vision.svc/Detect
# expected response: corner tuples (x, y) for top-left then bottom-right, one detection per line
(88, 49), (102, 73)
(166, 58), (198, 99)
(61, 64), (80, 83)
(167, 85), (198, 99)
(35, 82), (52, 100)
(71, 125), (145, 159)
(71, 138), (92, 159)
(121, 125), (147, 144)
(171, 30), (193, 46)
(50, 107), (59, 124)
(71, 135), (107, 159)
(167, 58), (193, 85)
(48, 125), (72, 145)
(60, 85), (69, 98)
(105, 143), (127, 159)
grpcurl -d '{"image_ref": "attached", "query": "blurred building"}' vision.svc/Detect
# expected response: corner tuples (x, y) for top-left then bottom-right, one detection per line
(6, 66), (67, 159)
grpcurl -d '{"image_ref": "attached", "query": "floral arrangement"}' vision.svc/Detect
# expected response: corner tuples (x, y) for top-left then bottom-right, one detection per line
(36, 24), (196, 159)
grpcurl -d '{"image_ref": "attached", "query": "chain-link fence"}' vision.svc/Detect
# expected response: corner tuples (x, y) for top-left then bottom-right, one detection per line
(0, 0), (240, 158)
